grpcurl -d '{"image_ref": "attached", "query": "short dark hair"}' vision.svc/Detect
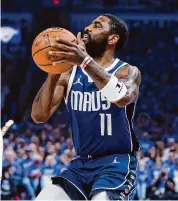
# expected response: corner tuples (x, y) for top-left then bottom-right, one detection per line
(103, 13), (129, 51)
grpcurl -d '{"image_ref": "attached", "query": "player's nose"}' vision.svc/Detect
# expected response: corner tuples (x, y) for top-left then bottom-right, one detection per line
(85, 25), (92, 32)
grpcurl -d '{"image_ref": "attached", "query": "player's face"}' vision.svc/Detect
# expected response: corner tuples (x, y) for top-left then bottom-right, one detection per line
(82, 16), (111, 57)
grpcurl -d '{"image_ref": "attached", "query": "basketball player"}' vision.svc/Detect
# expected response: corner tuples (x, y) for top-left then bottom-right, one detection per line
(32, 14), (141, 200)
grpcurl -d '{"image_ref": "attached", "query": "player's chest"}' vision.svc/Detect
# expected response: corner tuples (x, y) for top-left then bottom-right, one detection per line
(69, 72), (111, 112)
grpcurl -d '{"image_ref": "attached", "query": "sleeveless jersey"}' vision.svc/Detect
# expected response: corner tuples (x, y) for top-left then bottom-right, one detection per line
(65, 58), (139, 156)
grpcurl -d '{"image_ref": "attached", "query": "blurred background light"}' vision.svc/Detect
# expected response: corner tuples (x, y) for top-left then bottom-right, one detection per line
(0, 26), (19, 43)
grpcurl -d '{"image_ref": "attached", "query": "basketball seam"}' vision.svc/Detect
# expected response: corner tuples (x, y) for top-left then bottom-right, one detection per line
(32, 45), (51, 57)
(38, 64), (52, 66)
(32, 31), (75, 45)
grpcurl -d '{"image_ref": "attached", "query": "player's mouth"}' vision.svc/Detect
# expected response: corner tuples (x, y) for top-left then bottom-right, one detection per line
(81, 31), (91, 44)
(82, 34), (89, 43)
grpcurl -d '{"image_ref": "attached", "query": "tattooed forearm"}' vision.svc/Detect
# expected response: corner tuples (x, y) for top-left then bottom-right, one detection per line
(84, 60), (141, 108)
(34, 83), (45, 103)
(115, 66), (141, 107)
(31, 74), (62, 122)
(85, 60), (111, 88)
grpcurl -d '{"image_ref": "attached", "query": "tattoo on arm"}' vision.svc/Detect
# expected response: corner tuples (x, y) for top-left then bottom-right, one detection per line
(116, 66), (141, 107)
(82, 59), (141, 107)
(34, 84), (45, 103)
(33, 74), (61, 116)
(85, 60), (111, 87)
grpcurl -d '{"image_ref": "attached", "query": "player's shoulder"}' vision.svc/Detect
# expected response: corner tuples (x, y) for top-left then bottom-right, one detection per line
(118, 63), (141, 74)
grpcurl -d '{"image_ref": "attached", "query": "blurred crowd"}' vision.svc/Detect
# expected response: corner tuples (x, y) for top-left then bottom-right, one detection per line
(1, 5), (178, 201)
(2, 0), (178, 12)
(1, 118), (75, 200)
(1, 112), (178, 200)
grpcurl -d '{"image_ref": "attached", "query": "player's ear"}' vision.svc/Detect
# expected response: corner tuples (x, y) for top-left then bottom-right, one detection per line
(108, 34), (120, 45)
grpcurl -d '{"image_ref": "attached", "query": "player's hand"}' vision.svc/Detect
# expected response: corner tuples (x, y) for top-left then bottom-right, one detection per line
(49, 32), (89, 66)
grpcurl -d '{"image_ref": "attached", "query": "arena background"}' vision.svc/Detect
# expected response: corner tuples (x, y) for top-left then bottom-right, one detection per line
(1, 0), (178, 200)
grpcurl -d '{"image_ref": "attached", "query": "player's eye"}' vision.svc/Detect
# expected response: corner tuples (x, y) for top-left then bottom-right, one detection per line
(93, 23), (102, 28)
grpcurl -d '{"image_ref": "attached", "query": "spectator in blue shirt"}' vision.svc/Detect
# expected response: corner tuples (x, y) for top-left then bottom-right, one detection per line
(137, 159), (148, 200)
(61, 137), (73, 153)
(41, 155), (58, 188)
(149, 171), (168, 199)
(56, 149), (74, 174)
(28, 154), (43, 198)
(150, 157), (164, 184)
(21, 146), (35, 199)
(139, 132), (154, 154)
(168, 158), (178, 192)
(163, 148), (176, 174)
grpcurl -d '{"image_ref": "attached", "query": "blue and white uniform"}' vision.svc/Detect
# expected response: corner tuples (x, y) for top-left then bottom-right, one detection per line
(52, 59), (139, 200)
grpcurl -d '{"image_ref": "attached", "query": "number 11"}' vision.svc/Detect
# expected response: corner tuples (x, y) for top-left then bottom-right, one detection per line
(99, 113), (112, 136)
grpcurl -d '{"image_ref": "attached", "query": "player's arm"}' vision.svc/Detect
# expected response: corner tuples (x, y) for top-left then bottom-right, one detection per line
(31, 70), (71, 123)
(84, 62), (141, 107)
(48, 35), (141, 108)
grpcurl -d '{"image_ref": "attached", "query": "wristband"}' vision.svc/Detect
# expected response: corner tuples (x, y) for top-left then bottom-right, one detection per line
(82, 57), (93, 69)
(80, 56), (90, 68)
(99, 75), (127, 102)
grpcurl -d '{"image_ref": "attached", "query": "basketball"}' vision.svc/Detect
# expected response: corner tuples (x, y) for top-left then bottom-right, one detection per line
(32, 27), (77, 74)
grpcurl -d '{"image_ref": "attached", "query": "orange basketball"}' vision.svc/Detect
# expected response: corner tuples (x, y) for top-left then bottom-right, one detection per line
(32, 27), (77, 74)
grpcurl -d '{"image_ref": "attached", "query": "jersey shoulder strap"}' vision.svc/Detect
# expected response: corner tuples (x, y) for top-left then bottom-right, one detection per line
(107, 59), (128, 75)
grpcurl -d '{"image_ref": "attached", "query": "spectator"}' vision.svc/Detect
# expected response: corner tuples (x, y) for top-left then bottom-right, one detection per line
(21, 146), (35, 199)
(161, 179), (178, 200)
(139, 132), (154, 154)
(149, 171), (168, 199)
(61, 137), (73, 153)
(137, 159), (148, 200)
(28, 154), (43, 198)
(1, 165), (15, 200)
(163, 148), (176, 174)
(168, 158), (178, 193)
(57, 149), (74, 173)
(41, 155), (58, 188)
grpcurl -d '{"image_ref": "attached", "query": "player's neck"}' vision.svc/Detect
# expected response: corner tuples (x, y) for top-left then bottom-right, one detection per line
(93, 49), (115, 69)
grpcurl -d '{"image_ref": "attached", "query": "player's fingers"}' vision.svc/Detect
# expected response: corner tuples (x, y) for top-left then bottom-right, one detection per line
(77, 32), (85, 47)
(48, 51), (66, 57)
(55, 37), (77, 47)
(53, 60), (67, 66)
(51, 43), (75, 52)
(77, 32), (82, 42)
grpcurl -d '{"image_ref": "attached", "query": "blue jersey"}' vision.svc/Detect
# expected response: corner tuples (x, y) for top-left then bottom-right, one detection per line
(65, 58), (139, 156)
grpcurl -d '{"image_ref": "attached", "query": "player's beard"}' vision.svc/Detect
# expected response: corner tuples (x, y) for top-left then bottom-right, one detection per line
(82, 31), (108, 58)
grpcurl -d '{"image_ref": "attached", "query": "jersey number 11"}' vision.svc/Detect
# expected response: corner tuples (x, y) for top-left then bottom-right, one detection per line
(99, 113), (112, 136)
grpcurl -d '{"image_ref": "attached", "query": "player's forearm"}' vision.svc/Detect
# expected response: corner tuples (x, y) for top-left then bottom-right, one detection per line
(31, 74), (61, 123)
(85, 61), (141, 108)
(115, 87), (138, 108)
(84, 59), (111, 89)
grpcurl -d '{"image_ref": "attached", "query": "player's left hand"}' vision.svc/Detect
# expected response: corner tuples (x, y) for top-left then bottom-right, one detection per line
(49, 32), (89, 66)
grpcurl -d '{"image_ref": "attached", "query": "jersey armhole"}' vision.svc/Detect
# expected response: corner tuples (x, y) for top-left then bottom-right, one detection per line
(64, 65), (77, 104)
(112, 62), (128, 75)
